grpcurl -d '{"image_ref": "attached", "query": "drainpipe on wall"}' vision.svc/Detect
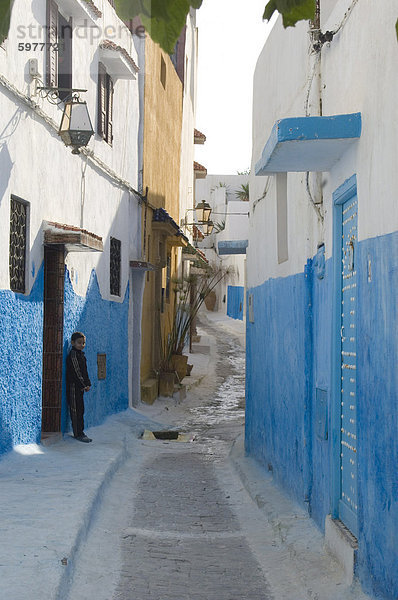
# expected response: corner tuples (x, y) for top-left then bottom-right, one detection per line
(303, 258), (314, 512)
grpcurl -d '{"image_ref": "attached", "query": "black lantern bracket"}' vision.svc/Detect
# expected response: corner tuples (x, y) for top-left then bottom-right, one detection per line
(36, 86), (88, 106)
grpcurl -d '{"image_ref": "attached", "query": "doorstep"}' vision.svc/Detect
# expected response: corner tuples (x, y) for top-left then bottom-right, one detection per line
(41, 432), (63, 447)
(325, 515), (358, 585)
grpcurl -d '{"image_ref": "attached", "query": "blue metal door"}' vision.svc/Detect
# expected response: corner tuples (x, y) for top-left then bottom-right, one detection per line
(339, 195), (358, 536)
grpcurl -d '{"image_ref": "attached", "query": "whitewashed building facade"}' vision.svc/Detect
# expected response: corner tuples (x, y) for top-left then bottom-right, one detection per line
(246, 1), (398, 598)
(0, 0), (141, 452)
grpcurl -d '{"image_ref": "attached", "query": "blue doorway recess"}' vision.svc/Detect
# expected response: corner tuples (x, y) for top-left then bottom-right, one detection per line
(331, 175), (358, 537)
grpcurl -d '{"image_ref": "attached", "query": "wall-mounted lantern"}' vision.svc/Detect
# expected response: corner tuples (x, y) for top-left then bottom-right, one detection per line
(182, 201), (213, 237)
(58, 98), (94, 154)
(194, 200), (212, 224)
(36, 85), (94, 154)
(202, 220), (214, 236)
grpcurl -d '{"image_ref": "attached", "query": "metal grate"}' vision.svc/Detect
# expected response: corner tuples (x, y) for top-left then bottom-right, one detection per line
(97, 353), (106, 379)
(110, 237), (121, 296)
(9, 196), (27, 293)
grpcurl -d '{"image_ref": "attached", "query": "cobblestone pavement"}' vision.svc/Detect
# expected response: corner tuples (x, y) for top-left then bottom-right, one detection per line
(113, 323), (273, 599)
(115, 454), (271, 600)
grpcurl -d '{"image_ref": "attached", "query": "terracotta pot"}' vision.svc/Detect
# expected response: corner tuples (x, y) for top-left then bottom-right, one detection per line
(204, 290), (216, 311)
(171, 354), (188, 382)
(158, 372), (175, 397)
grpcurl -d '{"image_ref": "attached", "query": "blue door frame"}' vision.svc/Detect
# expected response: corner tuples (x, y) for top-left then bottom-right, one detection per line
(331, 174), (359, 537)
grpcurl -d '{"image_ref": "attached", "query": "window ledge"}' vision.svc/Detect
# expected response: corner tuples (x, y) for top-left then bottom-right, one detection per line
(59, 0), (102, 24)
(99, 41), (139, 80)
(44, 221), (103, 252)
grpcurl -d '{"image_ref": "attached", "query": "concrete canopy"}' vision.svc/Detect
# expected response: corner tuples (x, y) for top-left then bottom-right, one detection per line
(255, 113), (362, 175)
(218, 240), (248, 255)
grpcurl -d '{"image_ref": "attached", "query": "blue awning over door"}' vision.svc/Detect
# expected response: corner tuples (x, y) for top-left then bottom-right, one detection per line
(255, 113), (362, 175)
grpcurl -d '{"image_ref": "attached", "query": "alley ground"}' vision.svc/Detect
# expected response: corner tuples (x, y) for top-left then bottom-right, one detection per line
(0, 313), (370, 600)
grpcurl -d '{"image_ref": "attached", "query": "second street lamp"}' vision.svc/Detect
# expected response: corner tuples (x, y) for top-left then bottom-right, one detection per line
(195, 200), (212, 224)
(202, 220), (214, 236)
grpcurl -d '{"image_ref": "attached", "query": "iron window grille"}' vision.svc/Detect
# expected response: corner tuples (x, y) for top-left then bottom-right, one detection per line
(110, 237), (121, 296)
(9, 196), (27, 293)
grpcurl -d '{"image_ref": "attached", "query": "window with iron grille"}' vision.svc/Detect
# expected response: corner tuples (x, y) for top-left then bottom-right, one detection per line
(9, 196), (27, 293)
(110, 237), (121, 296)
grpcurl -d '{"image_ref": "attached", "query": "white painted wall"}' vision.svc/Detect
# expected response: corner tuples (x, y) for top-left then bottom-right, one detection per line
(249, 0), (398, 289)
(196, 174), (249, 205)
(195, 174), (249, 315)
(216, 201), (249, 244)
(179, 10), (198, 247)
(0, 0), (140, 300)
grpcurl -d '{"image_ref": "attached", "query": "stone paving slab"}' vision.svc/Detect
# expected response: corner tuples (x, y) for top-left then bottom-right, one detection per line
(115, 534), (272, 600)
(133, 453), (240, 533)
(114, 448), (272, 600)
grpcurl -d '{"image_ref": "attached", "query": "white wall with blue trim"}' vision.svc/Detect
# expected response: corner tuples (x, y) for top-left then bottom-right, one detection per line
(0, 0), (141, 456)
(247, 2), (398, 598)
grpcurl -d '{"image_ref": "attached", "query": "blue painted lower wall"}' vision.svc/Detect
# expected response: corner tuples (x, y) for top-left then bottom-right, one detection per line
(63, 269), (129, 434)
(0, 266), (44, 454)
(227, 285), (244, 320)
(0, 266), (129, 457)
(246, 230), (398, 600)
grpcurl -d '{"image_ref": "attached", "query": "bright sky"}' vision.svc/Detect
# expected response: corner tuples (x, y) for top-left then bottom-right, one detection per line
(195, 0), (275, 175)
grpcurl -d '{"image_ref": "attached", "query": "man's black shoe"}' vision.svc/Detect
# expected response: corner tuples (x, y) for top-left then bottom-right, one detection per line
(75, 435), (92, 443)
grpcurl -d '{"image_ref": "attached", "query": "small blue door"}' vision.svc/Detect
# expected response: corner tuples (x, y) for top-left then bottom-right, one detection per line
(339, 195), (358, 536)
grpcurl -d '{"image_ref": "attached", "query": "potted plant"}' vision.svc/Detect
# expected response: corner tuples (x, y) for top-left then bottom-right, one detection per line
(160, 263), (229, 382)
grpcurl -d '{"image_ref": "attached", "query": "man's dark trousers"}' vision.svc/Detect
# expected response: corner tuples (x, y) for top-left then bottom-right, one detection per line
(67, 383), (85, 438)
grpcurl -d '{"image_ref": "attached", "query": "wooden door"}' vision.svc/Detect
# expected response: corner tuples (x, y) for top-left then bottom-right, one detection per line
(42, 245), (65, 433)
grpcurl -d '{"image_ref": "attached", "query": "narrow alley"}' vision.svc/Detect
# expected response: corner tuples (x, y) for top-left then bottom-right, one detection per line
(64, 316), (369, 600)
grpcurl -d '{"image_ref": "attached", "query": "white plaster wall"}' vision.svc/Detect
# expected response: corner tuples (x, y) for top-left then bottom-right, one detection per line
(216, 200), (249, 242)
(179, 11), (198, 244)
(196, 174), (249, 244)
(196, 174), (249, 206)
(0, 0), (140, 300)
(249, 0), (398, 289)
(321, 0), (398, 244)
(195, 174), (249, 291)
(249, 14), (320, 288)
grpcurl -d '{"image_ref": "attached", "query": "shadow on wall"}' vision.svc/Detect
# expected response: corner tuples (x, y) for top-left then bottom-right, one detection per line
(0, 144), (14, 206)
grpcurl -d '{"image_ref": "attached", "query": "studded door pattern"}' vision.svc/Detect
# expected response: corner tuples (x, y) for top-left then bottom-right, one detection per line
(42, 246), (65, 433)
(339, 196), (358, 535)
